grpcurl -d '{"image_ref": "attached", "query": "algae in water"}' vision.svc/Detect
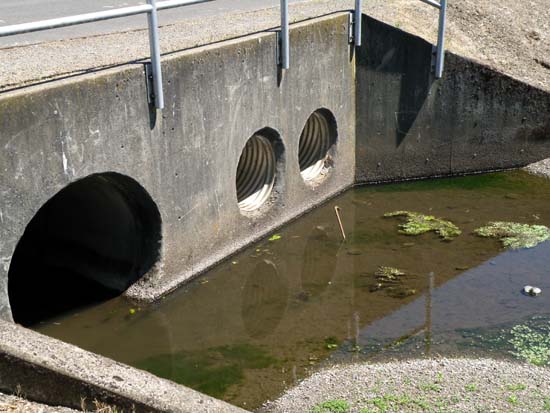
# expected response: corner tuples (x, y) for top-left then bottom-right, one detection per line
(370, 266), (416, 298)
(137, 343), (277, 399)
(509, 324), (550, 366)
(474, 221), (550, 249)
(456, 315), (550, 367)
(384, 211), (461, 241)
(375, 266), (406, 281)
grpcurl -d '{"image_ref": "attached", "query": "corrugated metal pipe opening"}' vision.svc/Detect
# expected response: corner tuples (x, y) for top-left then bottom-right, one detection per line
(8, 172), (162, 326)
(236, 130), (279, 212)
(299, 109), (338, 183)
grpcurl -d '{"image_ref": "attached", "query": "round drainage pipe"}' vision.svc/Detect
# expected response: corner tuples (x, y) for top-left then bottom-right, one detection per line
(236, 133), (276, 212)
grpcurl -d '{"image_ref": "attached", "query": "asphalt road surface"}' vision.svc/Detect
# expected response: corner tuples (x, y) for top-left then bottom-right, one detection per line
(0, 0), (306, 48)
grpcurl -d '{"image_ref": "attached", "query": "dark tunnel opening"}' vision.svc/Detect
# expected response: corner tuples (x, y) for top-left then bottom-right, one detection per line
(8, 172), (162, 326)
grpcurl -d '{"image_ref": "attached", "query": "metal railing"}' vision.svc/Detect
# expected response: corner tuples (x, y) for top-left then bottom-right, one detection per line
(0, 0), (444, 109)
(418, 0), (447, 78)
(0, 0), (215, 109)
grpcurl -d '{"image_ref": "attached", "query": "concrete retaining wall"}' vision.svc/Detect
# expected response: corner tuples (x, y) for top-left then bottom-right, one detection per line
(0, 13), (356, 320)
(355, 16), (550, 183)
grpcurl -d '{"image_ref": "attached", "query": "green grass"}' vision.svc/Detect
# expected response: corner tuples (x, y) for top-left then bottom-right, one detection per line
(506, 384), (527, 391)
(312, 399), (350, 413)
(507, 395), (519, 405)
(465, 383), (478, 392)
(361, 394), (430, 412)
(419, 382), (443, 393)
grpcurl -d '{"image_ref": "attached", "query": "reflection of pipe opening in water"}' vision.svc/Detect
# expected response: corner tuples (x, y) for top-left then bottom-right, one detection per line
(241, 260), (288, 339)
(8, 172), (162, 326)
(300, 227), (339, 298)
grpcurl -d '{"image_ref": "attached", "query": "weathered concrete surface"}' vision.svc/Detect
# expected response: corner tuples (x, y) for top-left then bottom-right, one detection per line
(355, 16), (550, 183)
(0, 13), (356, 320)
(0, 392), (79, 412)
(0, 0), (356, 91)
(0, 320), (248, 412)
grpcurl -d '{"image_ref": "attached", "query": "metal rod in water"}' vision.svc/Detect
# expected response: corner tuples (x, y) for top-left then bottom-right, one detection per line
(147, 0), (165, 109)
(280, 0), (290, 69)
(425, 271), (434, 353)
(334, 206), (346, 241)
(354, 0), (362, 47)
(435, 0), (447, 78)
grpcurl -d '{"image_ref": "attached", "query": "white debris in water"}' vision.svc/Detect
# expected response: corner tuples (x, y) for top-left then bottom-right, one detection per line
(523, 285), (542, 296)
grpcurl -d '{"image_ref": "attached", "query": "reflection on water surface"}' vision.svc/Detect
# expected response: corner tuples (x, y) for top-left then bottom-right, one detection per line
(36, 171), (550, 409)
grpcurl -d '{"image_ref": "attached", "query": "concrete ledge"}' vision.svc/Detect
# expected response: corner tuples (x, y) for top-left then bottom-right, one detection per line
(0, 320), (249, 412)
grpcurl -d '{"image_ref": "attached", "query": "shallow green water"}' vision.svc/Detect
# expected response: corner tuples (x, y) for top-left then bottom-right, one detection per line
(35, 171), (550, 410)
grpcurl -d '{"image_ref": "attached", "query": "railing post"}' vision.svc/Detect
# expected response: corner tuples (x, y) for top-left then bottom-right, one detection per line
(354, 0), (362, 47)
(279, 0), (289, 69)
(146, 0), (165, 109)
(435, 0), (447, 78)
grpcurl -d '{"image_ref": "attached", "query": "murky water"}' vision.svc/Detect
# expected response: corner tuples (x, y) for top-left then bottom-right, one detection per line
(35, 171), (550, 410)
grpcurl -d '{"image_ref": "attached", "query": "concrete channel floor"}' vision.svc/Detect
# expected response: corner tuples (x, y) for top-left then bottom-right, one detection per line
(0, 0), (548, 92)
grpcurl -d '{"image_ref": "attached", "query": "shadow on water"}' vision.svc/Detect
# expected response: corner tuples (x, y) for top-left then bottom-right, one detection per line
(35, 170), (550, 409)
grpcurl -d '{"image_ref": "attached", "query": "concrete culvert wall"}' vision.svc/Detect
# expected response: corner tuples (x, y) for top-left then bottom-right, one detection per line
(299, 109), (338, 183)
(8, 172), (162, 326)
(236, 128), (284, 213)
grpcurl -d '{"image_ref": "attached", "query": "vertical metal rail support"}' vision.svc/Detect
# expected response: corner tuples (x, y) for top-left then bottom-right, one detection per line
(279, 0), (289, 69)
(434, 0), (447, 79)
(354, 0), (362, 47)
(146, 0), (165, 109)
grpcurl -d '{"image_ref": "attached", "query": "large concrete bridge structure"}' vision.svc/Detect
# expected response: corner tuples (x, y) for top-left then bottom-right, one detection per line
(0, 7), (549, 411)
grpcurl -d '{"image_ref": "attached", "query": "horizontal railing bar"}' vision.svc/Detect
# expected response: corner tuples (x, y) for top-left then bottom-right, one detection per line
(418, 0), (441, 9)
(157, 0), (213, 11)
(0, 0), (211, 37)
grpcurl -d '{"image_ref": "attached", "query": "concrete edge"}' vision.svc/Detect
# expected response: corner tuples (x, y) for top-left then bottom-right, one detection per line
(0, 0), (354, 92)
(0, 320), (249, 413)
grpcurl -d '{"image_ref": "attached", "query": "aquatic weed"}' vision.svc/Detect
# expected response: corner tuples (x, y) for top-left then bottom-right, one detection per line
(370, 266), (416, 298)
(509, 324), (550, 366)
(474, 221), (550, 249)
(375, 266), (405, 280)
(384, 211), (461, 241)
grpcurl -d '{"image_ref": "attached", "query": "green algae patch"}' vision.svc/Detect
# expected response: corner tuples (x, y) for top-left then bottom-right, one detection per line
(137, 343), (277, 399)
(375, 266), (406, 281)
(369, 266), (417, 299)
(455, 315), (550, 367)
(384, 211), (461, 241)
(509, 324), (550, 366)
(474, 221), (550, 249)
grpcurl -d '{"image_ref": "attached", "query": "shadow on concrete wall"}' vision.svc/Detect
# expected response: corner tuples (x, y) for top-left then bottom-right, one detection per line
(358, 18), (434, 148)
(355, 15), (550, 183)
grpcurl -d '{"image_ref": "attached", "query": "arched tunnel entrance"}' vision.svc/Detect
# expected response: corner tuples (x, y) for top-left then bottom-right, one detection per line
(8, 172), (162, 326)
